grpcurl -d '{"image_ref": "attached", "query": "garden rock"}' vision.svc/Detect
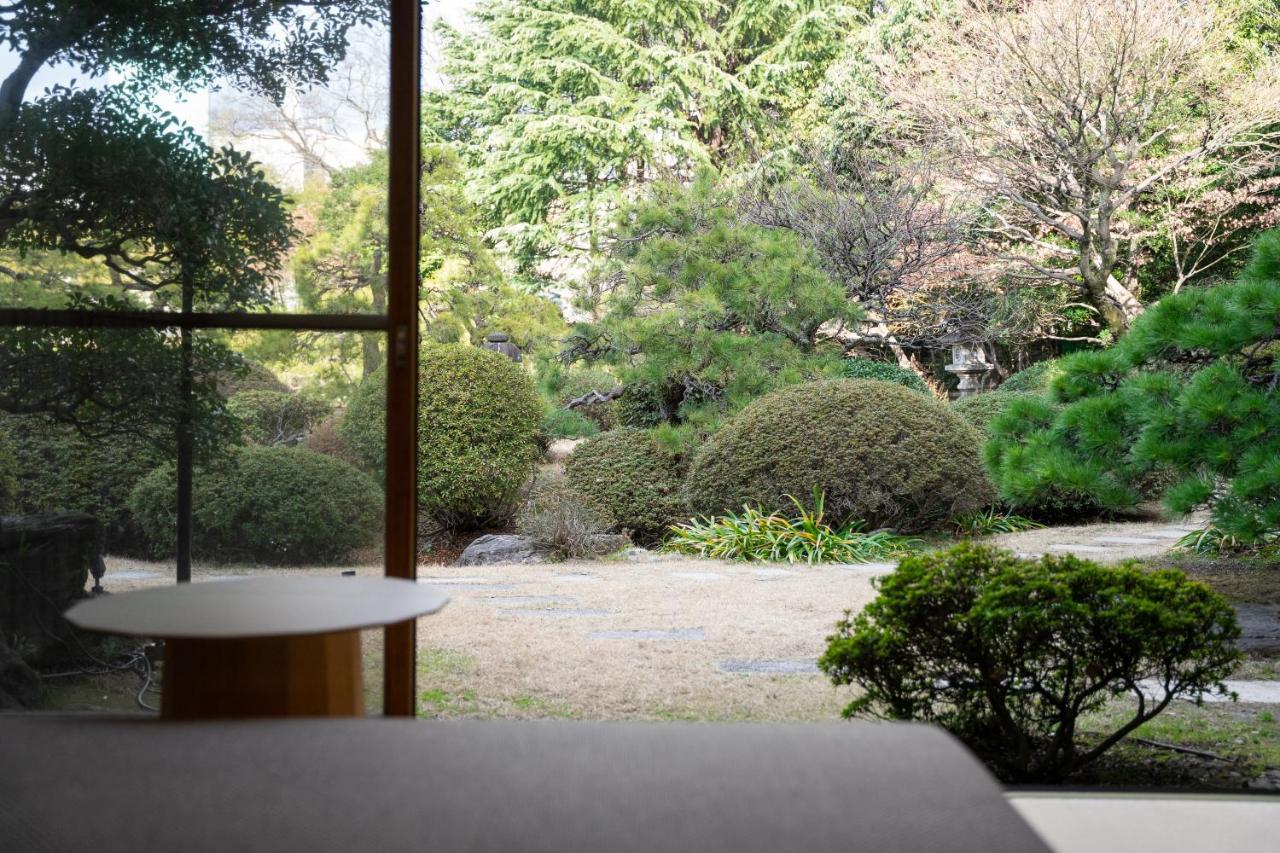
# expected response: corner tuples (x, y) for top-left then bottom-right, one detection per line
(1234, 604), (1280, 654)
(455, 534), (545, 566)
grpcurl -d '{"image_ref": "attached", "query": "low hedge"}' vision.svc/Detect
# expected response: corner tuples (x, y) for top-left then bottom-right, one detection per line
(687, 379), (990, 532)
(564, 428), (688, 544)
(128, 445), (381, 564)
(839, 357), (931, 394)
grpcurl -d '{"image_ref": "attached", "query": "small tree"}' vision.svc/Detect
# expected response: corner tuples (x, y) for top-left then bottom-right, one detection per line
(986, 229), (1280, 542)
(567, 173), (860, 424)
(820, 543), (1242, 782)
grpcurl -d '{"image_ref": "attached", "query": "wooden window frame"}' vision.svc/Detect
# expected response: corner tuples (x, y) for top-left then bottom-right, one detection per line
(0, 0), (423, 716)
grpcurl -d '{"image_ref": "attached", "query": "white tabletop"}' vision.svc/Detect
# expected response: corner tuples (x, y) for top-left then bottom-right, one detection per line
(65, 576), (449, 639)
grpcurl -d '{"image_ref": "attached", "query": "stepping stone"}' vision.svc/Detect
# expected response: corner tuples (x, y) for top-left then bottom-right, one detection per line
(108, 570), (160, 581)
(1093, 536), (1164, 546)
(1235, 604), (1280, 654)
(670, 572), (726, 581)
(1144, 529), (1193, 539)
(1136, 679), (1280, 704)
(751, 568), (798, 578)
(589, 629), (706, 641)
(1014, 551), (1045, 560)
(1048, 544), (1111, 554)
(419, 578), (517, 591)
(500, 608), (610, 619)
(717, 660), (821, 675)
(552, 573), (602, 583)
(486, 595), (576, 606)
(834, 562), (897, 573)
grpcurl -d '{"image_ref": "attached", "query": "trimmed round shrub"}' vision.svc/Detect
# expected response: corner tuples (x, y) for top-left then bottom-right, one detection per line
(951, 390), (1036, 435)
(227, 389), (331, 446)
(215, 360), (290, 398)
(998, 359), (1062, 394)
(565, 428), (688, 544)
(128, 445), (381, 564)
(839, 357), (931, 395)
(820, 543), (1241, 782)
(0, 414), (164, 552)
(687, 380), (991, 532)
(339, 344), (542, 528)
(613, 380), (667, 429)
(303, 413), (363, 468)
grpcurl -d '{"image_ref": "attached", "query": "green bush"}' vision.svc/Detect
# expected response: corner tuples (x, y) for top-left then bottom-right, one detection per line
(564, 428), (688, 544)
(339, 344), (542, 529)
(950, 390), (1036, 435)
(541, 364), (619, 429)
(998, 359), (1062, 394)
(839, 357), (930, 394)
(128, 445), (381, 564)
(540, 406), (599, 440)
(820, 543), (1242, 782)
(613, 381), (667, 429)
(986, 230), (1280, 541)
(227, 389), (331, 446)
(0, 426), (16, 514)
(687, 380), (991, 532)
(0, 414), (165, 552)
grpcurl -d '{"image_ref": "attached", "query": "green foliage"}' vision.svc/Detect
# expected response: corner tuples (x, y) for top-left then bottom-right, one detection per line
(0, 425), (17, 514)
(540, 407), (599, 441)
(564, 428), (689, 544)
(339, 345), (542, 529)
(129, 445), (381, 565)
(839, 357), (931, 394)
(819, 543), (1243, 782)
(950, 390), (1037, 435)
(516, 480), (627, 560)
(987, 230), (1280, 541)
(0, 414), (166, 553)
(226, 390), (331, 446)
(666, 490), (923, 564)
(688, 379), (991, 532)
(426, 0), (859, 276)
(574, 174), (859, 424)
(538, 363), (619, 429)
(613, 381), (667, 429)
(998, 359), (1063, 394)
(952, 508), (1044, 537)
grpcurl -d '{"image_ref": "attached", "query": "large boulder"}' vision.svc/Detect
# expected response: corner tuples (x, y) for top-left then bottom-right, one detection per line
(0, 513), (96, 664)
(455, 534), (545, 566)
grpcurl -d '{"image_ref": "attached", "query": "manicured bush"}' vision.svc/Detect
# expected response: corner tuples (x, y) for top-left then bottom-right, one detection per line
(0, 414), (164, 552)
(820, 543), (1242, 782)
(516, 479), (627, 560)
(613, 381), (667, 429)
(128, 445), (381, 564)
(839, 357), (930, 394)
(215, 360), (290, 397)
(540, 406), (599, 440)
(339, 344), (542, 529)
(951, 390), (1036, 435)
(986, 230), (1280, 541)
(998, 358), (1062, 394)
(687, 380), (991, 532)
(227, 389), (331, 446)
(303, 413), (363, 468)
(564, 428), (688, 544)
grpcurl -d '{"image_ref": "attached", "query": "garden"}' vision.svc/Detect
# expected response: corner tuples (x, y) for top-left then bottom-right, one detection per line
(3, 0), (1280, 792)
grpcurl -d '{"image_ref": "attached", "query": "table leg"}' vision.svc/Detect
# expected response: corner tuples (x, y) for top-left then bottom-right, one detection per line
(161, 631), (364, 719)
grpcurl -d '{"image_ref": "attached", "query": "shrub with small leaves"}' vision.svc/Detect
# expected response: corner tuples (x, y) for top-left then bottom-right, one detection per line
(951, 390), (1036, 435)
(541, 406), (599, 440)
(839, 357), (930, 394)
(820, 543), (1242, 783)
(998, 359), (1062, 394)
(227, 389), (331, 446)
(564, 428), (688, 544)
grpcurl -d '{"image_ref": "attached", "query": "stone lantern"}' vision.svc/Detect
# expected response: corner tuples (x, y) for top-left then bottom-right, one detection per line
(480, 331), (521, 363)
(941, 333), (991, 399)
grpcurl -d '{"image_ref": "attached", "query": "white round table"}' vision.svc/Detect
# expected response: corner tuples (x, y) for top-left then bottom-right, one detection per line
(66, 576), (448, 719)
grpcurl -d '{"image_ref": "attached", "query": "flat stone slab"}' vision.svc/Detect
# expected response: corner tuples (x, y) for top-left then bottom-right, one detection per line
(419, 578), (518, 591)
(833, 562), (897, 573)
(1236, 604), (1280, 653)
(589, 629), (706, 641)
(500, 608), (610, 619)
(751, 568), (798, 578)
(485, 595), (576, 606)
(108, 570), (160, 581)
(552, 573), (602, 583)
(1015, 551), (1045, 560)
(670, 572), (727, 581)
(1137, 679), (1280, 704)
(717, 660), (821, 675)
(1092, 536), (1164, 546)
(1048, 544), (1111, 554)
(1144, 529), (1193, 539)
